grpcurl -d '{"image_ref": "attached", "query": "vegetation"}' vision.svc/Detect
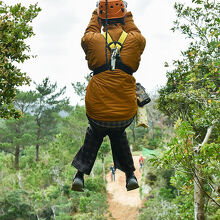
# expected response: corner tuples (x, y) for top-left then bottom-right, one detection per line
(140, 0), (220, 219)
(0, 102), (108, 219)
(0, 1), (41, 119)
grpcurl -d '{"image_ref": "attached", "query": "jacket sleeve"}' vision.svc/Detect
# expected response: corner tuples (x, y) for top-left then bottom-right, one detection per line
(123, 12), (141, 33)
(84, 9), (102, 34)
(81, 9), (102, 55)
(123, 12), (146, 55)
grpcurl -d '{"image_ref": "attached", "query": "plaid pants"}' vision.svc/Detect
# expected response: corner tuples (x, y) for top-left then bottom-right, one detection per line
(71, 119), (135, 175)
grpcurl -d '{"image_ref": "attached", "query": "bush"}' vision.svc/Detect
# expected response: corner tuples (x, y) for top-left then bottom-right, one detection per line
(79, 193), (107, 214)
(85, 176), (106, 193)
(138, 198), (181, 220)
(159, 187), (175, 200)
(74, 212), (107, 220)
(0, 190), (34, 220)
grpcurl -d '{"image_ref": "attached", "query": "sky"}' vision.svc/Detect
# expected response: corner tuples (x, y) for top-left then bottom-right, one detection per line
(6, 0), (193, 105)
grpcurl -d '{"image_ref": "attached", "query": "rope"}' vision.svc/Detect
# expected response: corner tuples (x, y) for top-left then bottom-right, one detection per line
(105, 0), (109, 68)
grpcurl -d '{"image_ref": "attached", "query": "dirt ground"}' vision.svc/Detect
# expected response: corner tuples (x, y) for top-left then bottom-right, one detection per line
(106, 156), (143, 220)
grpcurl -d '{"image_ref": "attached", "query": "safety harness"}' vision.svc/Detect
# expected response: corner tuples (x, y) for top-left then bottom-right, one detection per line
(93, 31), (134, 76)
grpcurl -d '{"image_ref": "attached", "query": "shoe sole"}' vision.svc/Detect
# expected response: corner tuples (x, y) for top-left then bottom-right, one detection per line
(71, 179), (84, 192)
(126, 179), (139, 191)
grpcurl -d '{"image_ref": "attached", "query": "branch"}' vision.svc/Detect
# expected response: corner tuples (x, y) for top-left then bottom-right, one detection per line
(194, 168), (220, 207)
(184, 15), (210, 45)
(194, 120), (217, 153)
(201, 125), (213, 147)
(193, 120), (220, 207)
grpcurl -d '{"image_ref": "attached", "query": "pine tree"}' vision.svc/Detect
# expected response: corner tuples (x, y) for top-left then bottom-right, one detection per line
(31, 78), (69, 161)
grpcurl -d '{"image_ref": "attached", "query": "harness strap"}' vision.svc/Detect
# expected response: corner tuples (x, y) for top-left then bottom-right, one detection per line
(102, 31), (128, 51)
(93, 60), (134, 75)
(93, 31), (134, 75)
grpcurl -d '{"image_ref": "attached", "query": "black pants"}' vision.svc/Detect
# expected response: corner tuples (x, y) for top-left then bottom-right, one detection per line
(72, 121), (135, 175)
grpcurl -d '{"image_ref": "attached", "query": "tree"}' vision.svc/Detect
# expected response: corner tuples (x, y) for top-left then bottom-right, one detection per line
(98, 142), (110, 184)
(72, 75), (91, 101)
(54, 105), (88, 157)
(31, 78), (69, 161)
(0, 1), (41, 119)
(154, 0), (219, 219)
(0, 90), (37, 169)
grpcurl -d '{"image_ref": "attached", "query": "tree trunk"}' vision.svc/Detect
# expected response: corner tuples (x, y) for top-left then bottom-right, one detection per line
(17, 172), (23, 188)
(193, 124), (214, 220)
(15, 145), (20, 170)
(36, 143), (39, 161)
(36, 119), (41, 161)
(102, 159), (105, 184)
(194, 163), (205, 220)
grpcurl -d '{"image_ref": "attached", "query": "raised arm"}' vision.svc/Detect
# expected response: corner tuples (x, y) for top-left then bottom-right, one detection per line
(122, 11), (141, 33)
(84, 9), (102, 34)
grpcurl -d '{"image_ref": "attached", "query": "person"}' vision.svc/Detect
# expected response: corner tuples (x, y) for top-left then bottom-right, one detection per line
(71, 0), (146, 192)
(139, 155), (144, 172)
(110, 165), (116, 182)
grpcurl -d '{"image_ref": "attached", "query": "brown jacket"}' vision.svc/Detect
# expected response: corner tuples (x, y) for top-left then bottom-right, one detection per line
(81, 9), (146, 121)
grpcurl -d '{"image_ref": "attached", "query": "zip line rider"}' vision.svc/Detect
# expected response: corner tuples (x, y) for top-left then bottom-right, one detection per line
(71, 0), (146, 192)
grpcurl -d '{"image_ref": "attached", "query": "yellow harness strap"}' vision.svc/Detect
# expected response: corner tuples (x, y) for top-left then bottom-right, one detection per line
(102, 31), (128, 51)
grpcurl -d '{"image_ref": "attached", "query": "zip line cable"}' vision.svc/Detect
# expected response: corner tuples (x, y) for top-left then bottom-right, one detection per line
(105, 0), (109, 68)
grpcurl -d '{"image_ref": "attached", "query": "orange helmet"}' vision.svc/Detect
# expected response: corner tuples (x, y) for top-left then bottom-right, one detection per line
(97, 0), (127, 20)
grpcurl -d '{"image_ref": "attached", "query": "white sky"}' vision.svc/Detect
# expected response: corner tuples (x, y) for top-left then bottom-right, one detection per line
(6, 0), (193, 105)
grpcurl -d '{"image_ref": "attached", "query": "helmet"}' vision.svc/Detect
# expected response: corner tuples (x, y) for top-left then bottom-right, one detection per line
(97, 0), (127, 20)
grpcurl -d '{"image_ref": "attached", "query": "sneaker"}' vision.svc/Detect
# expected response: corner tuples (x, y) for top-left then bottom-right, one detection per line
(126, 173), (139, 191)
(71, 173), (84, 192)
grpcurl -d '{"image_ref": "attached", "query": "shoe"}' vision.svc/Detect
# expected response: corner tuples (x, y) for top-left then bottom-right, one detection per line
(71, 173), (84, 192)
(126, 173), (139, 191)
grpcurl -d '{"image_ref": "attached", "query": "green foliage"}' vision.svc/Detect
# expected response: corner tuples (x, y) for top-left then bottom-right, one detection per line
(148, 126), (164, 149)
(158, 0), (219, 141)
(0, 111), (36, 169)
(140, 157), (194, 220)
(74, 212), (107, 220)
(127, 121), (148, 151)
(159, 187), (175, 200)
(146, 0), (220, 219)
(71, 74), (91, 101)
(0, 189), (35, 220)
(0, 145), (108, 219)
(138, 198), (181, 220)
(85, 176), (106, 193)
(149, 120), (219, 202)
(149, 1), (220, 218)
(26, 77), (69, 161)
(54, 105), (88, 156)
(208, 209), (220, 220)
(93, 159), (104, 176)
(172, 193), (194, 219)
(0, 102), (108, 219)
(79, 192), (106, 213)
(0, 1), (41, 119)
(98, 142), (111, 162)
(0, 79), (69, 166)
